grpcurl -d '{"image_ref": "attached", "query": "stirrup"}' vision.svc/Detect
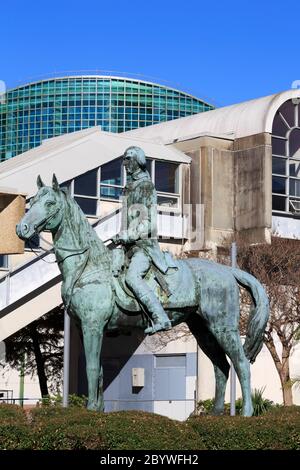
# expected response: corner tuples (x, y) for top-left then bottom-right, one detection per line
(144, 320), (172, 335)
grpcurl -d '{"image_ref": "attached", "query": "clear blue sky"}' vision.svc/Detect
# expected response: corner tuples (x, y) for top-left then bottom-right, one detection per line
(1, 0), (299, 107)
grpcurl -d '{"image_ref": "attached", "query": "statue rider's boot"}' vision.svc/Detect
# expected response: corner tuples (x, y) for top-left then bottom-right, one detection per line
(140, 293), (172, 335)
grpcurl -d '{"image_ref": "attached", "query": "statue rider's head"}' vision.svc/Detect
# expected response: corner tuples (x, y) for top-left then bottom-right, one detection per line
(123, 146), (147, 175)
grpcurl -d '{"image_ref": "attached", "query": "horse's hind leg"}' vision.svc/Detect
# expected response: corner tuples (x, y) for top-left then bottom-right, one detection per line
(212, 328), (253, 417)
(187, 315), (230, 415)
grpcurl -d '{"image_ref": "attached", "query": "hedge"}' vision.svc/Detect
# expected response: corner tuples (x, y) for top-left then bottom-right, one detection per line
(30, 408), (202, 450)
(188, 406), (300, 450)
(0, 404), (299, 450)
(0, 404), (33, 450)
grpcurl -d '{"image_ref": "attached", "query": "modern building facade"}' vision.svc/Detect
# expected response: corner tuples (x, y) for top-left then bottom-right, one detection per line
(1, 88), (300, 419)
(0, 75), (213, 161)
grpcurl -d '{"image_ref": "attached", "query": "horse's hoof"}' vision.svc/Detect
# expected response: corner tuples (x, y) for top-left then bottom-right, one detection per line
(241, 407), (254, 417)
(145, 321), (172, 335)
(212, 408), (224, 416)
(87, 402), (100, 412)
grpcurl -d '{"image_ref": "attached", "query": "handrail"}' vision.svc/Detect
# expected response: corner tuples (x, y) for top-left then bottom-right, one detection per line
(0, 207), (121, 282)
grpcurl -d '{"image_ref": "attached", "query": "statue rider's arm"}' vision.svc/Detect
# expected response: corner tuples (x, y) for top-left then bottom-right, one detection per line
(116, 181), (156, 244)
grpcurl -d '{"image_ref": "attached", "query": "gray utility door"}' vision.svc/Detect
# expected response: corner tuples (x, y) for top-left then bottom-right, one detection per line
(154, 354), (186, 400)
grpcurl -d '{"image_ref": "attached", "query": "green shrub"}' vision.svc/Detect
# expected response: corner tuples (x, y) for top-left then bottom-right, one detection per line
(188, 407), (300, 450)
(251, 387), (274, 416)
(100, 411), (202, 450)
(196, 387), (274, 416)
(30, 408), (202, 450)
(38, 394), (87, 408)
(1, 404), (300, 450)
(0, 404), (32, 450)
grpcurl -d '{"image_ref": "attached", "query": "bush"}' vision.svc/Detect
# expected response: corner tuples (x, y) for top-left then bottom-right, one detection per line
(38, 394), (87, 408)
(30, 408), (202, 450)
(251, 387), (274, 416)
(0, 404), (32, 450)
(1, 404), (300, 450)
(188, 407), (300, 450)
(196, 388), (274, 416)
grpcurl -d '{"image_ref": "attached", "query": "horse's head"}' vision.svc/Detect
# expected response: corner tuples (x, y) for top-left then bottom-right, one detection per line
(16, 174), (65, 240)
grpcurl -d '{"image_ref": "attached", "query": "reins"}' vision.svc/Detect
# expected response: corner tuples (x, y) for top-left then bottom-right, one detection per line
(27, 205), (90, 265)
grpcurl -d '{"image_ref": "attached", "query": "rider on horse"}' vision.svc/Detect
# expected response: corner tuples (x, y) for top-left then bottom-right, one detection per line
(113, 146), (174, 334)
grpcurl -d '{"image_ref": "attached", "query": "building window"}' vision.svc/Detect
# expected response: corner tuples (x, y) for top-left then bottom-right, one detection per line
(74, 168), (98, 216)
(100, 157), (123, 200)
(0, 255), (8, 269)
(155, 161), (179, 193)
(272, 99), (300, 215)
(155, 354), (186, 368)
(154, 161), (179, 208)
(68, 157), (181, 215)
(74, 168), (97, 196)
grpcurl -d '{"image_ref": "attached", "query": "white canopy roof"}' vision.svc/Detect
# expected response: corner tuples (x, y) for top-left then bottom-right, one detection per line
(125, 89), (300, 143)
(0, 127), (190, 198)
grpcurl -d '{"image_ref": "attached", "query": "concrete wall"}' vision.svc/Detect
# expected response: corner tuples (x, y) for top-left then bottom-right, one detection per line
(172, 133), (272, 250)
(233, 133), (272, 243)
(0, 193), (25, 254)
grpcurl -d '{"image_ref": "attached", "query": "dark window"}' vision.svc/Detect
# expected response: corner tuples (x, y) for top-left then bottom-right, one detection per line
(0, 255), (8, 268)
(272, 137), (286, 156)
(272, 176), (286, 194)
(272, 157), (286, 175)
(289, 128), (300, 158)
(289, 161), (300, 178)
(74, 169), (97, 196)
(279, 100), (295, 128)
(272, 113), (289, 137)
(101, 158), (122, 185)
(74, 197), (97, 215)
(272, 195), (286, 211)
(155, 161), (179, 193)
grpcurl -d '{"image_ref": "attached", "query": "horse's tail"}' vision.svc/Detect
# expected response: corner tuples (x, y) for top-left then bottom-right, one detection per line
(232, 268), (269, 363)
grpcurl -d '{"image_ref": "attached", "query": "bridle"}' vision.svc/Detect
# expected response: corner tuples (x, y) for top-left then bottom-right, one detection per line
(33, 206), (61, 232)
(27, 204), (89, 265)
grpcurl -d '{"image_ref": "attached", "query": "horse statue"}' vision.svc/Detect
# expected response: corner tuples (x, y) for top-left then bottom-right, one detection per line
(16, 174), (269, 417)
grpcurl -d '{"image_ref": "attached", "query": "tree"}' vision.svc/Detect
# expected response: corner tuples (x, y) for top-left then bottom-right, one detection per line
(237, 236), (300, 406)
(2, 306), (64, 397)
(153, 241), (300, 406)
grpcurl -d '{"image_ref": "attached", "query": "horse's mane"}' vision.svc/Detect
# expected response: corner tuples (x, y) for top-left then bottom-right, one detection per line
(60, 188), (112, 272)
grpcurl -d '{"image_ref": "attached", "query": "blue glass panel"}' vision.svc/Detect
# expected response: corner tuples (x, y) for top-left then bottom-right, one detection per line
(100, 186), (122, 200)
(272, 176), (286, 194)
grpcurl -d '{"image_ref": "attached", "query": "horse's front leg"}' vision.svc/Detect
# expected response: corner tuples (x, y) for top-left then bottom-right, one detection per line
(82, 322), (104, 411)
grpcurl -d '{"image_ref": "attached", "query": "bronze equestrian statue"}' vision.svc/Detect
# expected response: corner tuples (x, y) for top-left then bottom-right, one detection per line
(16, 147), (269, 416)
(113, 146), (172, 334)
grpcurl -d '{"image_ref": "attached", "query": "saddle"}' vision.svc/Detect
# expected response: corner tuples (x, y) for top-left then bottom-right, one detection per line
(111, 247), (197, 314)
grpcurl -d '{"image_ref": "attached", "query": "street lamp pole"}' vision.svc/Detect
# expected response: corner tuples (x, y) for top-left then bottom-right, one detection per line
(230, 242), (237, 416)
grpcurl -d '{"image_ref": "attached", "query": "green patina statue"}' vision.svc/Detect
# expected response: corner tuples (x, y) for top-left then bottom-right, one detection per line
(113, 146), (172, 334)
(16, 147), (269, 416)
